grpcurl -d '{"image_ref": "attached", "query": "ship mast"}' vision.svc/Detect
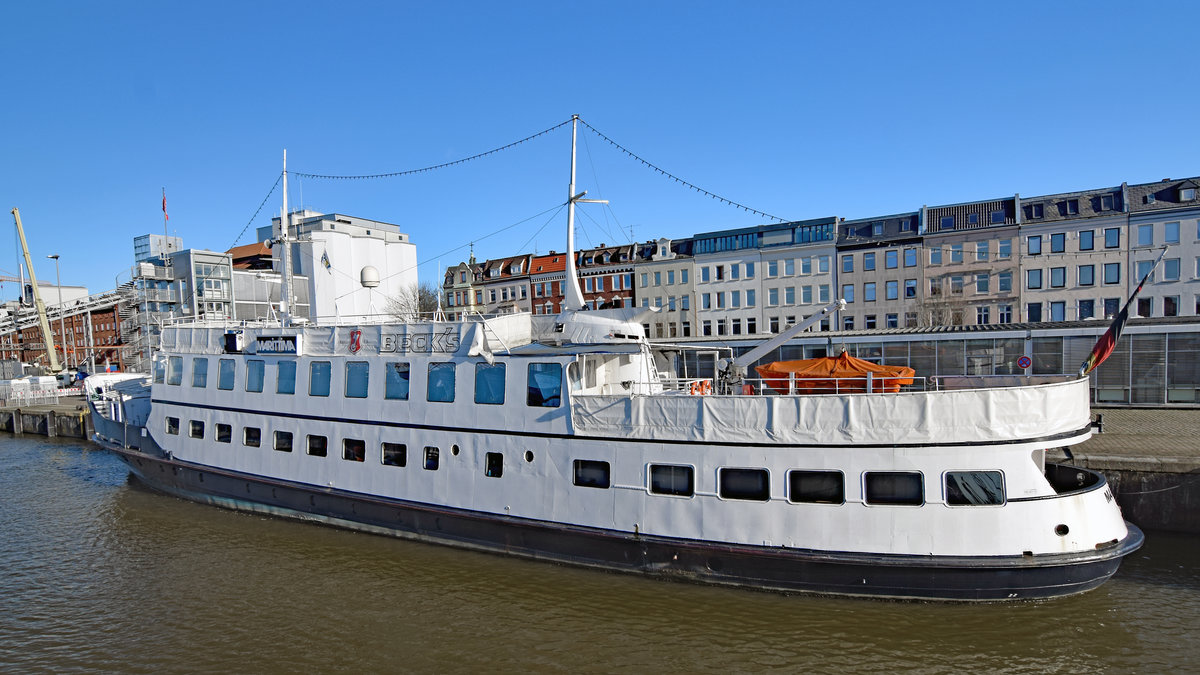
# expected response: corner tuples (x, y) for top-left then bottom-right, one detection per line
(561, 115), (606, 312)
(279, 150), (293, 326)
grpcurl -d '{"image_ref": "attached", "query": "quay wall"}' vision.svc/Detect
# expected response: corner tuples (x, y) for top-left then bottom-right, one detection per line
(0, 399), (93, 440)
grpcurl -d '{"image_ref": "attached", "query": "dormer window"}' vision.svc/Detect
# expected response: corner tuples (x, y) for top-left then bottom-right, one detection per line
(1066, 199), (1079, 215)
(1181, 187), (1197, 201)
(1145, 194), (1156, 204)
(603, 252), (611, 263)
(872, 222), (883, 236)
(1100, 194), (1114, 211)
(940, 216), (954, 230)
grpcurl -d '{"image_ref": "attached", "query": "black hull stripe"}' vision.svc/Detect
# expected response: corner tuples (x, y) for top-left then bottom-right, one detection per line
(106, 444), (1144, 601)
(150, 397), (1092, 450)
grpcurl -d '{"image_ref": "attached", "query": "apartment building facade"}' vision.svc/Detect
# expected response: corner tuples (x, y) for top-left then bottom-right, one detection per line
(836, 212), (923, 329)
(632, 238), (695, 339)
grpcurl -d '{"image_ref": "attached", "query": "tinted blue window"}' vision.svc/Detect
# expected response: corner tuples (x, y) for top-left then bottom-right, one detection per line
(277, 361), (296, 395)
(166, 356), (182, 385)
(385, 362), (410, 400)
(309, 361), (331, 397)
(191, 358), (208, 388)
(474, 363), (506, 405)
(345, 361), (369, 398)
(246, 360), (265, 392)
(427, 362), (456, 402)
(527, 363), (562, 407)
(217, 359), (235, 390)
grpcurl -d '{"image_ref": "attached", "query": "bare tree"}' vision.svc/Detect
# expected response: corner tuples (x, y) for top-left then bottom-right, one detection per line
(386, 282), (441, 320)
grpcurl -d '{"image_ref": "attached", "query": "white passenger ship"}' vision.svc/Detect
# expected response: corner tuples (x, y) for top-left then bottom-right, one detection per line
(92, 120), (1142, 600)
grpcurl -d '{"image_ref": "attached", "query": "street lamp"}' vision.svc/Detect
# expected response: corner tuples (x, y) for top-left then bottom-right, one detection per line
(47, 254), (69, 371)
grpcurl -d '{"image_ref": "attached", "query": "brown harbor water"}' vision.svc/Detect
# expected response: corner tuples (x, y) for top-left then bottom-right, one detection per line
(1, 435), (1197, 674)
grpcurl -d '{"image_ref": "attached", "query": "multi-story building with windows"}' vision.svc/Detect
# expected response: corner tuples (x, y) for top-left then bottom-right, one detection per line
(529, 252), (567, 315)
(921, 197), (1020, 326)
(1126, 177), (1200, 318)
(836, 212), (923, 329)
(576, 244), (638, 310)
(632, 238), (694, 338)
(477, 255), (531, 315)
(443, 254), (483, 321)
(1019, 185), (1128, 323)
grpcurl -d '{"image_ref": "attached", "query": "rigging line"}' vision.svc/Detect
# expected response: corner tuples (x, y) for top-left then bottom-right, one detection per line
(334, 203), (567, 300)
(293, 119), (573, 181)
(230, 172), (284, 249)
(515, 205), (568, 257)
(576, 118), (787, 224)
(578, 127), (624, 246)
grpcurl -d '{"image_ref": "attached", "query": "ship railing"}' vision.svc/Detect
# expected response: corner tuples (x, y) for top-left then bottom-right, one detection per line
(660, 375), (931, 395)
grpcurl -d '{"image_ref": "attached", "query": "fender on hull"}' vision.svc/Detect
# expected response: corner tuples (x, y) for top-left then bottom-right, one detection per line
(109, 446), (1143, 602)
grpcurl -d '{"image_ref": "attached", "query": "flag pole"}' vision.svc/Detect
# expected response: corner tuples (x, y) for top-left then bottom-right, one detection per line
(1078, 246), (1168, 377)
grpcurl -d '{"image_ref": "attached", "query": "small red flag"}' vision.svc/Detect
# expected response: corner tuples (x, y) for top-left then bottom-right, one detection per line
(162, 193), (169, 221)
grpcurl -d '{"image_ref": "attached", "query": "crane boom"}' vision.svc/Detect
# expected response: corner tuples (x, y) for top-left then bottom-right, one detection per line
(10, 208), (61, 372)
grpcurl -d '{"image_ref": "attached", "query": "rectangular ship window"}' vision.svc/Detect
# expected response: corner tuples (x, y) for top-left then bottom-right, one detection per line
(864, 471), (923, 506)
(246, 359), (265, 392)
(385, 362), (410, 400)
(485, 452), (503, 477)
(191, 358), (208, 388)
(243, 427), (261, 447)
(217, 359), (235, 390)
(343, 439), (365, 462)
(573, 460), (610, 489)
(274, 430), (293, 453)
(215, 423), (232, 443)
(527, 362), (562, 407)
(424, 446), (440, 470)
(307, 434), (328, 457)
(277, 361), (296, 395)
(945, 471), (1005, 505)
(474, 363), (506, 405)
(427, 363), (456, 403)
(788, 470), (845, 504)
(309, 361), (331, 397)
(718, 468), (770, 501)
(167, 356), (183, 385)
(189, 420), (204, 438)
(381, 442), (407, 467)
(165, 416), (179, 435)
(649, 464), (694, 497)
(345, 361), (369, 398)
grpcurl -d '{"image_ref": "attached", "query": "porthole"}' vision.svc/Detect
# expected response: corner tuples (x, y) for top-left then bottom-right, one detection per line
(525, 450), (534, 463)
(452, 444), (460, 456)
(1055, 524), (1070, 537)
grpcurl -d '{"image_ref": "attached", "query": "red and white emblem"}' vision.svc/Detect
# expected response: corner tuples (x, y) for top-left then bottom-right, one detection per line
(349, 329), (362, 354)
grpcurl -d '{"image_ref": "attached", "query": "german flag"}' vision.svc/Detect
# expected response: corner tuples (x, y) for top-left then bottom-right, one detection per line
(1079, 247), (1167, 377)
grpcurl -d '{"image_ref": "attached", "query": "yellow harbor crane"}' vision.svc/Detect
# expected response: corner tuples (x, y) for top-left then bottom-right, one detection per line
(10, 208), (61, 372)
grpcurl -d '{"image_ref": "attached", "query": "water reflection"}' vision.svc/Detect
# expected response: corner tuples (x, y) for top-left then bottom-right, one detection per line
(0, 437), (1197, 673)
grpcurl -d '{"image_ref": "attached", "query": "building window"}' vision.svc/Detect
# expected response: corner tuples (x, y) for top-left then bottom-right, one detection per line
(950, 244), (963, 263)
(886, 250), (898, 269)
(1028, 235), (1042, 255)
(864, 282), (876, 302)
(345, 361), (369, 398)
(1165, 296), (1179, 317)
(976, 306), (990, 324)
(998, 305), (1012, 323)
(864, 315), (876, 329)
(246, 359), (265, 393)
(1066, 199), (1079, 215)
(1104, 263), (1121, 285)
(1079, 299), (1095, 320)
(945, 471), (1005, 506)
(427, 362), (456, 402)
(842, 255), (853, 273)
(1166, 221), (1180, 244)
(904, 248), (917, 267)
(886, 280), (898, 300)
(930, 247), (942, 265)
(940, 215), (954, 230)
(1027, 269), (1043, 289)
(864, 471), (923, 506)
(1164, 258), (1181, 281)
(990, 210), (1005, 224)
(842, 285), (855, 303)
(976, 241), (989, 261)
(274, 430), (293, 453)
(1027, 303), (1043, 322)
(1079, 265), (1095, 286)
(217, 359), (235, 390)
(718, 468), (770, 501)
(886, 313), (898, 328)
(998, 239), (1011, 259)
(479, 451), (503, 477)
(307, 434), (328, 457)
(1100, 194), (1114, 211)
(1182, 187), (1197, 201)
(1050, 267), (1066, 288)
(975, 274), (989, 294)
(1137, 224), (1153, 247)
(1105, 228), (1120, 248)
(1050, 233), (1065, 253)
(382, 442), (407, 467)
(864, 252), (875, 271)
(474, 363), (506, 405)
(649, 464), (694, 497)
(1051, 301), (1066, 321)
(573, 459), (610, 489)
(527, 363), (562, 407)
(385, 362), (410, 400)
(843, 316), (854, 331)
(1079, 230), (1094, 251)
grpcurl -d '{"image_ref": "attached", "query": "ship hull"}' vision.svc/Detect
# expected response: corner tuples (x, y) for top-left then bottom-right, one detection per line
(106, 441), (1143, 602)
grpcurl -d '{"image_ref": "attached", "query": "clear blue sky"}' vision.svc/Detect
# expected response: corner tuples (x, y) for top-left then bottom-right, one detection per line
(2, 1), (1198, 295)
